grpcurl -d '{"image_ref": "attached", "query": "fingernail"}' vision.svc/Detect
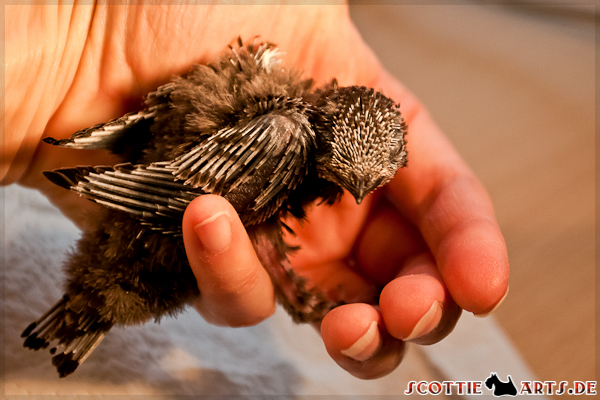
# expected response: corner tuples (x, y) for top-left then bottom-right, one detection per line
(473, 286), (509, 318)
(194, 211), (231, 253)
(404, 301), (442, 341)
(340, 321), (381, 362)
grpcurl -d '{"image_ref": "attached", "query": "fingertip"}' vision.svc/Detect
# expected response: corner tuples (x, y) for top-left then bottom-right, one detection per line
(379, 254), (446, 341)
(437, 218), (510, 316)
(183, 195), (238, 230)
(473, 284), (509, 318)
(379, 275), (443, 341)
(378, 253), (462, 345)
(321, 304), (404, 380)
(321, 304), (381, 360)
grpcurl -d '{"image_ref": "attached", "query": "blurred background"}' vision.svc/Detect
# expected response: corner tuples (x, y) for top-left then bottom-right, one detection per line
(349, 1), (595, 384)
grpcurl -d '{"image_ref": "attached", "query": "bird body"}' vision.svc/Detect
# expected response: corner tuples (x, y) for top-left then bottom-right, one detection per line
(21, 38), (407, 377)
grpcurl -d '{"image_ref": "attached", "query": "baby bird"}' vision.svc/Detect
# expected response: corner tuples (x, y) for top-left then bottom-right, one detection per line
(21, 38), (407, 377)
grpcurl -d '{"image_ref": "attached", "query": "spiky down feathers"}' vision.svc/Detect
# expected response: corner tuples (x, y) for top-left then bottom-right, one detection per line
(311, 81), (408, 199)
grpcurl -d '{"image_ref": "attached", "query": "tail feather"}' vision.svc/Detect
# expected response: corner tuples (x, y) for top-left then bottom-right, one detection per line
(22, 295), (113, 378)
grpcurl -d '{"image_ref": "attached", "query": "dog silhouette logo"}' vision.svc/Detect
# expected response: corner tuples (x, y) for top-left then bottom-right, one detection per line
(485, 373), (518, 397)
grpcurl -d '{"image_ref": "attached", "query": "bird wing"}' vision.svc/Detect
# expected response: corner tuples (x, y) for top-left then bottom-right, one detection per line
(42, 82), (176, 152)
(171, 112), (313, 207)
(44, 111), (315, 230)
(44, 163), (196, 235)
(42, 39), (284, 153)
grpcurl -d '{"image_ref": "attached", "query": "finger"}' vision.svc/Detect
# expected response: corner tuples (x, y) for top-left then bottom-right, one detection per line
(320, 303), (405, 380)
(182, 195), (276, 327)
(380, 72), (510, 315)
(399, 164), (509, 316)
(353, 198), (461, 343)
(379, 253), (461, 344)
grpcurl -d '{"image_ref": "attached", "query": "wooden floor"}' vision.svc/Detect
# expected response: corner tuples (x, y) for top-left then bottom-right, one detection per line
(349, 3), (595, 384)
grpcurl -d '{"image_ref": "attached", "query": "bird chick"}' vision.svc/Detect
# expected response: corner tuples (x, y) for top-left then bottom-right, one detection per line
(21, 38), (407, 377)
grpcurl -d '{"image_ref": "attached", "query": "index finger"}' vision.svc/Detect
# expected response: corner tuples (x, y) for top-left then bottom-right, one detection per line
(380, 71), (509, 315)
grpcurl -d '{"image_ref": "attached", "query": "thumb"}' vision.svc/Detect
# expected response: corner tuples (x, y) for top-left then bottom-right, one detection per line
(182, 195), (276, 326)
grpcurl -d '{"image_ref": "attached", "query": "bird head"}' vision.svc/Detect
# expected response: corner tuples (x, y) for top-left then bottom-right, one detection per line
(311, 82), (407, 204)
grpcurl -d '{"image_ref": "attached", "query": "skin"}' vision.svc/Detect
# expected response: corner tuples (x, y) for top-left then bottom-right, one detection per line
(4, 3), (509, 380)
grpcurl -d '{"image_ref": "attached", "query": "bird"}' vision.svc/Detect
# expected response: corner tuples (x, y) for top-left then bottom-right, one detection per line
(21, 38), (408, 378)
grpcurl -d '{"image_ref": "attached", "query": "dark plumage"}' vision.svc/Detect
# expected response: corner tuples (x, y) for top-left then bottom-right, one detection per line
(22, 38), (407, 377)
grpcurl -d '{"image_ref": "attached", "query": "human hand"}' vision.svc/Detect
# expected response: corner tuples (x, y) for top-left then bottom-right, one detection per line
(5, 4), (509, 380)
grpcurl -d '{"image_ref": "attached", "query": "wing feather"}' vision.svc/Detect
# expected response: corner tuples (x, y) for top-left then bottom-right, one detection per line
(45, 163), (197, 233)
(170, 112), (312, 203)
(42, 83), (175, 152)
(44, 107), (315, 228)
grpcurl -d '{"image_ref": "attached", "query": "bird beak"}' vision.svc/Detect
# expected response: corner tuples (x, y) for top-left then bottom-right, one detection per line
(353, 179), (366, 205)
